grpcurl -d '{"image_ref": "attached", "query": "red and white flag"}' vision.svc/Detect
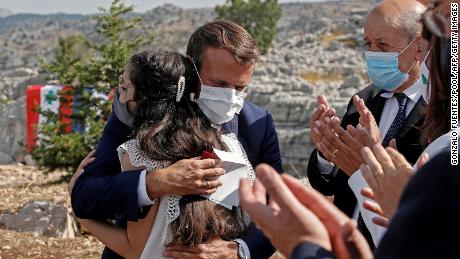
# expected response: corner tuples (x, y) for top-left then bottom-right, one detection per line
(26, 85), (72, 152)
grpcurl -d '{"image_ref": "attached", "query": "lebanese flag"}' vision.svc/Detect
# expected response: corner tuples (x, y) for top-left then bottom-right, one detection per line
(25, 85), (112, 152)
(26, 85), (73, 152)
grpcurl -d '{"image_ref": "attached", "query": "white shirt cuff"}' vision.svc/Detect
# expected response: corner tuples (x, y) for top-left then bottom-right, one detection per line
(137, 170), (155, 208)
(234, 238), (251, 259)
(316, 152), (334, 174)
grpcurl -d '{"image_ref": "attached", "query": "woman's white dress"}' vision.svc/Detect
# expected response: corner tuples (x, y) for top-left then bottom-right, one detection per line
(116, 133), (254, 259)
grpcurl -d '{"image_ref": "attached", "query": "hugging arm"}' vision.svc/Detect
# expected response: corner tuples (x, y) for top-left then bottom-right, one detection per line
(78, 195), (158, 259)
(71, 112), (146, 221)
(78, 152), (159, 259)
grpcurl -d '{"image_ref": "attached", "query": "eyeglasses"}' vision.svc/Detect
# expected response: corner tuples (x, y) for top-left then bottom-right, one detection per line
(422, 0), (451, 39)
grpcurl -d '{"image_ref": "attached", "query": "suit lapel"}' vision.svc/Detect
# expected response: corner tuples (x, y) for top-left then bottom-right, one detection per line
(399, 97), (426, 138)
(367, 91), (387, 123)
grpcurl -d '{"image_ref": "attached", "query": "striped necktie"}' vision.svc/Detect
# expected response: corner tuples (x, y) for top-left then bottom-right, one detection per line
(382, 93), (409, 147)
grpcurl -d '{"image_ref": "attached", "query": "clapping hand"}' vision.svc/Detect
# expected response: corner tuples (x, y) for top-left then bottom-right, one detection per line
(359, 141), (428, 221)
(310, 95), (338, 150)
(352, 95), (380, 144)
(312, 95), (384, 176)
(315, 118), (365, 176)
(240, 164), (373, 259)
(361, 144), (425, 219)
(360, 187), (390, 227)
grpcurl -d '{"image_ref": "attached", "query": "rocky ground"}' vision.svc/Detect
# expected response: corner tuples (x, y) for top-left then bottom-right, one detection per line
(0, 1), (377, 258)
(0, 164), (287, 259)
(0, 1), (376, 176)
(0, 165), (103, 258)
(0, 229), (102, 259)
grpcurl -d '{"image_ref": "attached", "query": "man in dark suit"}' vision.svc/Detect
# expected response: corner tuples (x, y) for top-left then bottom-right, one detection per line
(71, 20), (283, 259)
(307, 0), (427, 245)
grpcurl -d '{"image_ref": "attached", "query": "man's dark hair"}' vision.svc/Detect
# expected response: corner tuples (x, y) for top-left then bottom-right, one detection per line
(186, 20), (259, 71)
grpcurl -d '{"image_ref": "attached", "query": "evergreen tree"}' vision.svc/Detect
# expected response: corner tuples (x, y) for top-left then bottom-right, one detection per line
(216, 0), (282, 54)
(31, 0), (153, 179)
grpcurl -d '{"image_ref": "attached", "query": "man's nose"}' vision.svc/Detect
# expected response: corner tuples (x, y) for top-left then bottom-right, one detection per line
(368, 43), (381, 52)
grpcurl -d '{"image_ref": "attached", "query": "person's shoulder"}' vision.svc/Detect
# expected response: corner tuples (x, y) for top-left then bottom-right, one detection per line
(107, 111), (128, 128)
(105, 111), (133, 135)
(406, 149), (457, 195)
(118, 139), (138, 153)
(241, 100), (269, 117)
(418, 150), (456, 179)
(238, 100), (274, 130)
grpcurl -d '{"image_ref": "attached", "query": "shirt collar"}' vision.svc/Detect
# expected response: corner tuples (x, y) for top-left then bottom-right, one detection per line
(380, 78), (428, 103)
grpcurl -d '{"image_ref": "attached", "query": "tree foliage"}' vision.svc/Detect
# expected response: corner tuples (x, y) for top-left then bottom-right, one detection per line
(216, 0), (282, 54)
(31, 0), (153, 179)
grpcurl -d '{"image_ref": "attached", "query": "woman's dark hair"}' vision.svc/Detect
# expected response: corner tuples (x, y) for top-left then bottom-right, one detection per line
(129, 49), (226, 160)
(127, 49), (247, 246)
(422, 37), (452, 144)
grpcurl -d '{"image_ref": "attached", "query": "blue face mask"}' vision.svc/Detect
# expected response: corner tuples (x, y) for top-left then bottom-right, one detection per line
(365, 38), (417, 91)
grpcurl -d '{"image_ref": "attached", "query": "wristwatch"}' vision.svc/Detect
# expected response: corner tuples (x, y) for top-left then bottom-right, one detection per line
(234, 239), (248, 259)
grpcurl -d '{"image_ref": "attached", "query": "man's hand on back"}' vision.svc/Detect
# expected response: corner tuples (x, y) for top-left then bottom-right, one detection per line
(68, 150), (96, 196)
(146, 158), (225, 198)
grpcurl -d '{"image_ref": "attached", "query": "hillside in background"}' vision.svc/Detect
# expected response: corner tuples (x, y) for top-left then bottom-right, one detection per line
(0, 0), (374, 176)
(0, 1), (371, 70)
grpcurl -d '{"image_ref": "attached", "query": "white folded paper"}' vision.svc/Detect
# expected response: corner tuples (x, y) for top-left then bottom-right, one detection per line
(348, 170), (387, 245)
(201, 148), (250, 209)
(347, 129), (459, 246)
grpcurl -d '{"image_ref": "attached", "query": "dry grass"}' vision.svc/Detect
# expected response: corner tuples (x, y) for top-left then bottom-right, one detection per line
(318, 27), (361, 49)
(0, 229), (103, 259)
(0, 165), (104, 258)
(0, 165), (290, 258)
(300, 71), (343, 84)
(317, 27), (345, 46)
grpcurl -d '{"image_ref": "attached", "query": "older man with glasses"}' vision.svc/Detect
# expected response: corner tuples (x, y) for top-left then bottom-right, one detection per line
(306, 0), (429, 247)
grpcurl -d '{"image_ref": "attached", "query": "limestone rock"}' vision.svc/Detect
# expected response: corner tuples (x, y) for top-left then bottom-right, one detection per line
(0, 97), (26, 164)
(0, 0), (375, 177)
(0, 201), (78, 238)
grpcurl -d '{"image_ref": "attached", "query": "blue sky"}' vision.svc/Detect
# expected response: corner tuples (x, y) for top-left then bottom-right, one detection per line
(0, 0), (328, 14)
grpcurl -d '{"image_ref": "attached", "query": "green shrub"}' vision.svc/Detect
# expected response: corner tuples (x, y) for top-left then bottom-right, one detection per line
(31, 0), (153, 180)
(216, 0), (282, 54)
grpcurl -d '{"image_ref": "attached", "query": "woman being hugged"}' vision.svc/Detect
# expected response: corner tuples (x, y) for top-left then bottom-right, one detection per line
(77, 49), (252, 259)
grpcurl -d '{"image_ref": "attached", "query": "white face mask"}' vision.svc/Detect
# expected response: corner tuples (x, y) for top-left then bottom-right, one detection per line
(190, 59), (247, 125)
(191, 85), (247, 125)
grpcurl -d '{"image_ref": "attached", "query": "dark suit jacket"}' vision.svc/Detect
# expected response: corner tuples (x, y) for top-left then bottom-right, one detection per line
(307, 85), (425, 246)
(292, 149), (459, 259)
(71, 100), (283, 259)
(307, 85), (425, 215)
